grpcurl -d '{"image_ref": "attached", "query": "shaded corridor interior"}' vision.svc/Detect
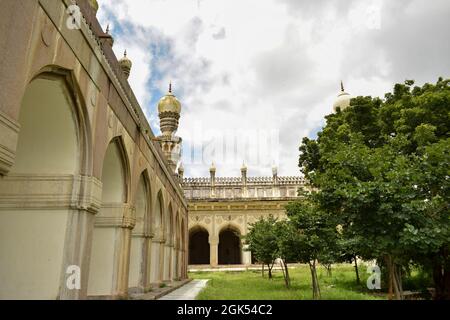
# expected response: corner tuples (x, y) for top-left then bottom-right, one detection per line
(218, 229), (241, 265)
(189, 228), (210, 265)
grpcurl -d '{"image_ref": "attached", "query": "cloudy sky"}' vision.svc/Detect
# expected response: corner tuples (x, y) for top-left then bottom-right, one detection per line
(97, 0), (450, 178)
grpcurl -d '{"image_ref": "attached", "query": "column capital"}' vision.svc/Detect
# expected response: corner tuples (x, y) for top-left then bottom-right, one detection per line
(209, 236), (219, 245)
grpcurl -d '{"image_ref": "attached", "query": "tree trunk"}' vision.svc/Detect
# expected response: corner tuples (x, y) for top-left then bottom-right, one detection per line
(325, 264), (332, 277)
(284, 261), (291, 288)
(309, 260), (321, 300)
(353, 255), (360, 285)
(280, 259), (290, 288)
(432, 254), (450, 300)
(385, 255), (403, 300)
(262, 263), (265, 278)
(267, 264), (272, 279)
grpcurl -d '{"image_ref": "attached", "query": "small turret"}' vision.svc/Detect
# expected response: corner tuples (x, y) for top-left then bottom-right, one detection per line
(119, 50), (132, 80)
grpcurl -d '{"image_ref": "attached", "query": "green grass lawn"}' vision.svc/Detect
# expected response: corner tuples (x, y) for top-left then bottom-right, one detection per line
(190, 263), (385, 300)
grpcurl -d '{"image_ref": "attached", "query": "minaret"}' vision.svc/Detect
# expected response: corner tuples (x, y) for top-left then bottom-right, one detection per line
(210, 163), (216, 197)
(272, 165), (279, 197)
(155, 83), (183, 173)
(241, 162), (248, 198)
(178, 163), (184, 181)
(241, 162), (247, 186)
(99, 24), (114, 48)
(119, 50), (132, 80)
(272, 165), (278, 184)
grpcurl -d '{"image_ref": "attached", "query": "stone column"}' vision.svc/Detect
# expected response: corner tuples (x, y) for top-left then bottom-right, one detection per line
(177, 248), (182, 279)
(164, 243), (174, 281)
(159, 241), (165, 282)
(142, 234), (153, 291)
(114, 219), (134, 298)
(242, 243), (252, 266)
(60, 175), (102, 300)
(209, 236), (218, 267)
(149, 238), (163, 285)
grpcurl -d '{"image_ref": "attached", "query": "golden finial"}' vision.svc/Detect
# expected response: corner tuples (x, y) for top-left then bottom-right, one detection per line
(341, 80), (345, 92)
(169, 81), (172, 94)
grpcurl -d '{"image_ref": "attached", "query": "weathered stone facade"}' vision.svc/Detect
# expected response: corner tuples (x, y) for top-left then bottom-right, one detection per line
(0, 0), (188, 299)
(183, 165), (304, 267)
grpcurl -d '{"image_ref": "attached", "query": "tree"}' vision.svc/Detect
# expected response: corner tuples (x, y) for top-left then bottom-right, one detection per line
(244, 216), (279, 279)
(298, 78), (450, 299)
(286, 200), (339, 299)
(274, 220), (303, 288)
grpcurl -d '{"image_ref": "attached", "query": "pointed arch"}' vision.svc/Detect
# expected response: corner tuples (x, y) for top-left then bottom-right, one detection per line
(133, 169), (152, 235)
(99, 136), (130, 203)
(0, 68), (92, 299)
(154, 190), (164, 234)
(189, 225), (210, 265)
(166, 202), (174, 242)
(25, 66), (93, 174)
(218, 224), (242, 265)
(87, 137), (130, 297)
(128, 170), (152, 292)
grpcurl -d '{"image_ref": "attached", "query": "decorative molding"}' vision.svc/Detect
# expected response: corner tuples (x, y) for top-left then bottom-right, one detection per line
(0, 174), (101, 212)
(94, 203), (135, 228)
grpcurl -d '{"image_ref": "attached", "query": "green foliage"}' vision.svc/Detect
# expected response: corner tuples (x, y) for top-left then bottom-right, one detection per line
(285, 201), (339, 265)
(190, 264), (383, 300)
(244, 215), (279, 268)
(298, 78), (450, 299)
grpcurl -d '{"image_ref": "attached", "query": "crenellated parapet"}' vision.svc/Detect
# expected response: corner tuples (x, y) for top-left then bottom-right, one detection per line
(182, 166), (304, 200)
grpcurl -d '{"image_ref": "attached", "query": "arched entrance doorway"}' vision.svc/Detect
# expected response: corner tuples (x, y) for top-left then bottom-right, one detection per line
(0, 75), (81, 299)
(150, 191), (164, 284)
(218, 227), (241, 265)
(189, 227), (210, 265)
(88, 138), (128, 297)
(128, 172), (151, 293)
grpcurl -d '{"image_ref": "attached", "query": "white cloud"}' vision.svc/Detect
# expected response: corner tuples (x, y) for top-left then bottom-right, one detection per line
(98, 0), (450, 178)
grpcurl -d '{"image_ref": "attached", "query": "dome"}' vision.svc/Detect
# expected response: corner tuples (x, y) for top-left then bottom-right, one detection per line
(119, 51), (132, 70)
(333, 81), (352, 112)
(119, 51), (132, 79)
(158, 83), (182, 114)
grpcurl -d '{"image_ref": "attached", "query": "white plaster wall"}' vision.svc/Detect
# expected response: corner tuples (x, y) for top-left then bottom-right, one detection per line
(0, 210), (68, 299)
(163, 246), (170, 280)
(11, 78), (78, 175)
(149, 242), (160, 283)
(128, 236), (143, 289)
(101, 142), (125, 203)
(128, 177), (147, 289)
(87, 227), (116, 296)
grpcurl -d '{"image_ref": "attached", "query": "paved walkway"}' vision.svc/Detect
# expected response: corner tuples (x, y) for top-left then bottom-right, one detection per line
(158, 279), (209, 300)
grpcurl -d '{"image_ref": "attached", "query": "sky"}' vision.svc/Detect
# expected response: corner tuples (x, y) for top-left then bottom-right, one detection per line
(97, 0), (450, 178)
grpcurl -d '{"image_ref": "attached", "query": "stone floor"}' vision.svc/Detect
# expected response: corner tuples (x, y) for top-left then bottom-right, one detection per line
(157, 279), (210, 300)
(129, 279), (192, 300)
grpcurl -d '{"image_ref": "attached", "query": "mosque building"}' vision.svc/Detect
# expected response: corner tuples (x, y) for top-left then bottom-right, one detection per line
(0, 0), (351, 298)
